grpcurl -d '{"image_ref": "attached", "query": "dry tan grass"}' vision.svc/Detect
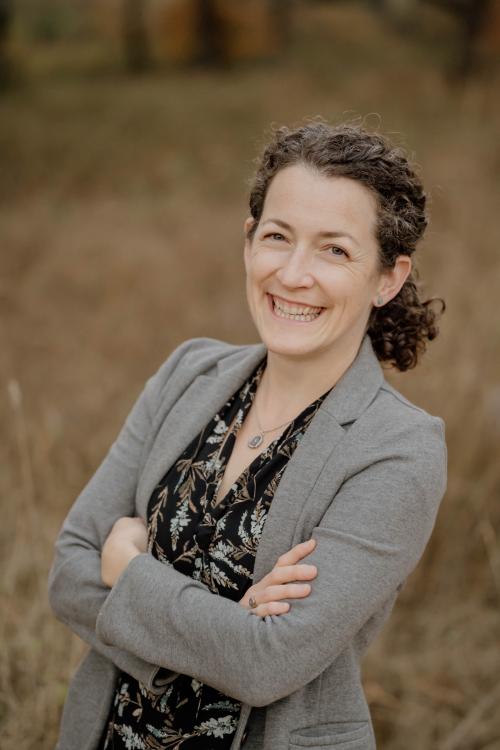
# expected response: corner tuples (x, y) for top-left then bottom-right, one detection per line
(1, 4), (499, 749)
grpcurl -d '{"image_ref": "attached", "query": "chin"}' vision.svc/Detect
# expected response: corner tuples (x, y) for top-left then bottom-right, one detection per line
(260, 332), (324, 358)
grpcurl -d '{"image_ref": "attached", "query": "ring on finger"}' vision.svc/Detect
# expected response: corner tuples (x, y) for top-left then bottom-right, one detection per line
(248, 595), (258, 609)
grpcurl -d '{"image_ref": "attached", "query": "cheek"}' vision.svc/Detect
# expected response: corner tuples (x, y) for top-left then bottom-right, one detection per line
(325, 268), (377, 307)
(247, 250), (276, 281)
(324, 267), (356, 293)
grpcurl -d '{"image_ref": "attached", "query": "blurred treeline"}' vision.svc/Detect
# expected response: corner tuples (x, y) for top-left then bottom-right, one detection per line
(1, 0), (500, 80)
(1, 2), (499, 750)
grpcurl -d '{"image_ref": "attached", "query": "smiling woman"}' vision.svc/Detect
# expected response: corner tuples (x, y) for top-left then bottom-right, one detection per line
(245, 121), (443, 375)
(48, 119), (447, 750)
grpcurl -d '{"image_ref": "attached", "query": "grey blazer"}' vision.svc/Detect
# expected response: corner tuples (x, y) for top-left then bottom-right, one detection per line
(48, 334), (447, 750)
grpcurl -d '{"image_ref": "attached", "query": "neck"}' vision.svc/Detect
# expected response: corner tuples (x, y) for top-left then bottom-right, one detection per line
(255, 336), (365, 425)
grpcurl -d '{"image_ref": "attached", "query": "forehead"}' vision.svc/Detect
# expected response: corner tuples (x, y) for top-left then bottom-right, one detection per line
(262, 164), (378, 239)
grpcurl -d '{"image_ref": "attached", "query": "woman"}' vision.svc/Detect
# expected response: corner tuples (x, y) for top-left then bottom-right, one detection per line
(48, 120), (447, 750)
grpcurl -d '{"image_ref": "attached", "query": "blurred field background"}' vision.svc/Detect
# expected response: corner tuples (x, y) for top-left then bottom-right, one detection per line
(1, 1), (500, 748)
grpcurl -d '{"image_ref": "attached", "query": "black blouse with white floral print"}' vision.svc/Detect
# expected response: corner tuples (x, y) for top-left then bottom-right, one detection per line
(97, 355), (332, 750)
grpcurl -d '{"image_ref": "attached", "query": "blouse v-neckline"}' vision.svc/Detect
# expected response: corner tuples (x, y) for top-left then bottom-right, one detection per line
(210, 357), (332, 511)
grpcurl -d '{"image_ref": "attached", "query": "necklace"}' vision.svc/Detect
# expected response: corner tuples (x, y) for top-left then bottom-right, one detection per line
(247, 392), (294, 449)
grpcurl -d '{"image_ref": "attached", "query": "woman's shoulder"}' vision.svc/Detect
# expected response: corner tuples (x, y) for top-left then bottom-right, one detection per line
(177, 336), (253, 362)
(329, 379), (448, 510)
(151, 336), (258, 390)
(332, 334), (446, 451)
(377, 379), (445, 433)
(163, 336), (252, 370)
(157, 337), (229, 366)
(347, 376), (447, 487)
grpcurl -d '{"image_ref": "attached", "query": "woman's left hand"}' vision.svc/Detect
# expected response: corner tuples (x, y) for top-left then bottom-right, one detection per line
(101, 516), (148, 588)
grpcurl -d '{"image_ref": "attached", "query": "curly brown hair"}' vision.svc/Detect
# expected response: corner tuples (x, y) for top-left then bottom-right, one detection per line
(245, 118), (445, 372)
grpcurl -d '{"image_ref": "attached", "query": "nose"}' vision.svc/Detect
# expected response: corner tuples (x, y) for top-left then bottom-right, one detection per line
(275, 247), (315, 288)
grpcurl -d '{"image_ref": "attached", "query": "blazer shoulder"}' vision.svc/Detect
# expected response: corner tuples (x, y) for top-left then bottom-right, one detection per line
(342, 380), (448, 502)
(151, 336), (253, 397)
(342, 375), (446, 461)
(178, 336), (250, 368)
(351, 379), (447, 485)
(377, 380), (446, 438)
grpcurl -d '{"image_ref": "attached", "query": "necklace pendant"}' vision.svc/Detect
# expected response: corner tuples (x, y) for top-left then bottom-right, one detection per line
(248, 433), (264, 449)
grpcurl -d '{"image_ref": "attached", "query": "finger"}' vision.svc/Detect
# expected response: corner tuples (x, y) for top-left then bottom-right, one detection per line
(249, 601), (290, 617)
(275, 539), (316, 568)
(261, 583), (312, 602)
(265, 563), (317, 586)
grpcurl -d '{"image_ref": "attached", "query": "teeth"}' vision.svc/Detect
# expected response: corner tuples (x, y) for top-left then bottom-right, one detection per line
(272, 296), (322, 322)
(272, 296), (322, 316)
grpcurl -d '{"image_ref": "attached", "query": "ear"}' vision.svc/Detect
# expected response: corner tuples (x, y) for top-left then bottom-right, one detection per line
(374, 255), (412, 306)
(243, 216), (254, 236)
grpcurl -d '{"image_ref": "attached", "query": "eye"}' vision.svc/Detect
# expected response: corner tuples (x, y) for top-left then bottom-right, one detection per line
(264, 232), (286, 241)
(325, 245), (348, 258)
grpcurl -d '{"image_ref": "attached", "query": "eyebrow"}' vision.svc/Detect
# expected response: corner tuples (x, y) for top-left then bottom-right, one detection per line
(262, 218), (359, 246)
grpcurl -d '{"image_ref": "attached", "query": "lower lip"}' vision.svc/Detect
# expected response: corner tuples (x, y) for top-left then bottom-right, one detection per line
(267, 294), (324, 324)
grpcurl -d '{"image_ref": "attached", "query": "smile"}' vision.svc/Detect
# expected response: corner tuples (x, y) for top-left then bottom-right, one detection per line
(267, 294), (325, 323)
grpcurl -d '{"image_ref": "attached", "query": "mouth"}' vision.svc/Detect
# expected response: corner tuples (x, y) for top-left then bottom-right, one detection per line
(267, 293), (325, 323)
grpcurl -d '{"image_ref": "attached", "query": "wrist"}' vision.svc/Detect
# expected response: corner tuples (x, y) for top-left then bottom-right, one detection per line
(103, 543), (143, 589)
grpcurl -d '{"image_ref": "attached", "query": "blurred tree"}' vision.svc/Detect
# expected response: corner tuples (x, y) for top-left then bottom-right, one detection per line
(366, 0), (495, 78)
(383, 0), (418, 31)
(193, 0), (293, 67)
(426, 0), (492, 79)
(94, 0), (292, 69)
(123, 0), (151, 71)
(0, 0), (12, 87)
(270, 0), (294, 48)
(371, 0), (417, 16)
(194, 0), (226, 66)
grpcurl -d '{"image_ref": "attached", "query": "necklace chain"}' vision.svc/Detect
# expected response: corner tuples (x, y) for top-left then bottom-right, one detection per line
(253, 397), (293, 435)
(247, 369), (293, 449)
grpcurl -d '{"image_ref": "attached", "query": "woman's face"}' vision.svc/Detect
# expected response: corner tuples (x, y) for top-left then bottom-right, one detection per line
(244, 163), (407, 361)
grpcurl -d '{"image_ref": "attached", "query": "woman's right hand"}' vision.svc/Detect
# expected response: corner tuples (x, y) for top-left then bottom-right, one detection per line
(239, 538), (317, 617)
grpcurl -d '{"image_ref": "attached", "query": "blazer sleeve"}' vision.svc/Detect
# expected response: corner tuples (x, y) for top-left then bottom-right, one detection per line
(94, 411), (448, 707)
(47, 337), (198, 693)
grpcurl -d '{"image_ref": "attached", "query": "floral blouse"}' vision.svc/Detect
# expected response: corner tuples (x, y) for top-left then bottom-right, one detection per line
(97, 354), (332, 750)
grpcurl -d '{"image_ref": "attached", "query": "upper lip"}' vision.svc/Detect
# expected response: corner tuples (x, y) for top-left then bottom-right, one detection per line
(268, 293), (324, 309)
